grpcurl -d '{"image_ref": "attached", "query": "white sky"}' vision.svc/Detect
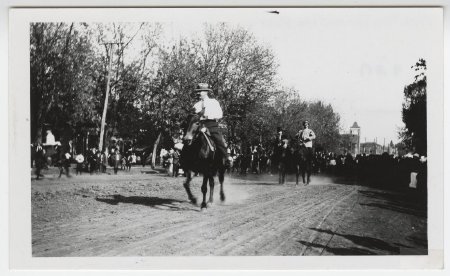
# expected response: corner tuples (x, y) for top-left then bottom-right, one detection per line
(156, 8), (440, 144)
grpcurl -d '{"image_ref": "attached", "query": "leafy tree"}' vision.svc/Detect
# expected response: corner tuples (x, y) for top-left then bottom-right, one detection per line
(198, 24), (278, 136)
(236, 87), (342, 152)
(134, 23), (279, 155)
(400, 59), (427, 155)
(30, 23), (101, 144)
(30, 22), (342, 160)
(306, 101), (341, 152)
(91, 22), (162, 149)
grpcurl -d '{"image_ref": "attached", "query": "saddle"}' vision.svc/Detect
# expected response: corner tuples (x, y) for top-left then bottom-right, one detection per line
(197, 125), (215, 152)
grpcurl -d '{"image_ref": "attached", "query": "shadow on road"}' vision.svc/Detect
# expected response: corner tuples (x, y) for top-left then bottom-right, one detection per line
(95, 194), (194, 211)
(358, 190), (427, 218)
(309, 228), (402, 254)
(406, 236), (428, 248)
(227, 174), (302, 185)
(297, 240), (376, 255)
(359, 202), (426, 218)
(230, 182), (286, 186)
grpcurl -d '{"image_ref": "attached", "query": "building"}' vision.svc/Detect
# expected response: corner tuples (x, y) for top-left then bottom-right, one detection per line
(360, 140), (397, 156)
(339, 122), (361, 156)
(360, 142), (383, 155)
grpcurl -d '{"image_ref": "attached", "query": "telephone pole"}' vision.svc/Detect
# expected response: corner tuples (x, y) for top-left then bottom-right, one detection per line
(98, 42), (122, 152)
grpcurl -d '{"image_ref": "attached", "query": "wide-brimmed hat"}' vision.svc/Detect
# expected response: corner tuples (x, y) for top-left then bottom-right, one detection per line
(194, 83), (212, 92)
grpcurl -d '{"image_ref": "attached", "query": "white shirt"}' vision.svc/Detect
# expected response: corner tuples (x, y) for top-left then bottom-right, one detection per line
(75, 154), (84, 163)
(298, 128), (316, 148)
(44, 132), (56, 145)
(194, 97), (223, 120)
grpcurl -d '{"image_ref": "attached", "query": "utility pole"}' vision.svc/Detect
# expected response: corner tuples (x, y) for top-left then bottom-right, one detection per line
(98, 42), (122, 152)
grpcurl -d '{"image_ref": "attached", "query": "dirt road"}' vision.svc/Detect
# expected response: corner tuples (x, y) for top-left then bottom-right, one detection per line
(31, 168), (427, 256)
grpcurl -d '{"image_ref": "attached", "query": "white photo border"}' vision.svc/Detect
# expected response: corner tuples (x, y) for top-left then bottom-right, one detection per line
(6, 4), (446, 273)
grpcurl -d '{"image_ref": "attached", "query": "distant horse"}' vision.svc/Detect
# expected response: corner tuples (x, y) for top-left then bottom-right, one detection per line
(276, 140), (291, 184)
(295, 145), (313, 185)
(180, 115), (226, 211)
(250, 150), (260, 174)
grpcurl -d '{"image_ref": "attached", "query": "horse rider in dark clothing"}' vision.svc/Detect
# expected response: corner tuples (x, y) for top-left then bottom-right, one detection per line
(271, 127), (285, 170)
(192, 83), (229, 166)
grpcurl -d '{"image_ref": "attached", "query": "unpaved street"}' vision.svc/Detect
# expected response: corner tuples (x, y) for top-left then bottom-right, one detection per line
(31, 168), (427, 256)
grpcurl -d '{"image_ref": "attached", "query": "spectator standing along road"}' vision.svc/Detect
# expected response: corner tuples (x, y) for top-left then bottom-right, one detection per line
(75, 153), (85, 175)
(113, 150), (121, 175)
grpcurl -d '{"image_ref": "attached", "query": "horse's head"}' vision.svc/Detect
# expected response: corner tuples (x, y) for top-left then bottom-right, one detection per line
(183, 114), (201, 146)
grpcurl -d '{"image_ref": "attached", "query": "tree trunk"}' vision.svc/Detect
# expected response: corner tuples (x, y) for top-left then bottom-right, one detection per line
(99, 44), (114, 151)
(151, 132), (162, 169)
(35, 126), (43, 145)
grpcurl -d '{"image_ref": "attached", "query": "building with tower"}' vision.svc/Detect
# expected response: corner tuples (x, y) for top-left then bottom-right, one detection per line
(339, 122), (361, 156)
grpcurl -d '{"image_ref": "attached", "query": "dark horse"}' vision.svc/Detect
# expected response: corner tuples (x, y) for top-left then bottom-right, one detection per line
(294, 144), (313, 185)
(275, 139), (291, 184)
(180, 115), (226, 211)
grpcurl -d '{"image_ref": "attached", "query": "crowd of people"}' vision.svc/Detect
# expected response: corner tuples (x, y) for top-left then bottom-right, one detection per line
(32, 83), (427, 194)
(32, 142), (147, 179)
(156, 137), (427, 191)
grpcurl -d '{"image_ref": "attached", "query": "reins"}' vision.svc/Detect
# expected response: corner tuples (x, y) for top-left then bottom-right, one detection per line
(201, 131), (215, 152)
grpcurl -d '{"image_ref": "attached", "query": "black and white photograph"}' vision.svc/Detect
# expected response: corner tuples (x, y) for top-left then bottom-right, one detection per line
(7, 6), (445, 270)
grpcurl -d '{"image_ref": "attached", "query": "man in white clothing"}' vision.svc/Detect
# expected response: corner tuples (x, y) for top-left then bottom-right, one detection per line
(296, 120), (316, 184)
(297, 120), (316, 148)
(193, 83), (228, 164)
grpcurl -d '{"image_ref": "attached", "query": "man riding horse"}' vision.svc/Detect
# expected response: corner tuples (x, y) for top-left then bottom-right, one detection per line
(180, 83), (228, 210)
(275, 129), (290, 184)
(295, 120), (316, 184)
(192, 83), (229, 166)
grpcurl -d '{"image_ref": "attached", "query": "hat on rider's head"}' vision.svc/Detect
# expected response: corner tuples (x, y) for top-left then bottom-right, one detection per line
(303, 120), (309, 126)
(195, 83), (212, 92)
(277, 126), (282, 133)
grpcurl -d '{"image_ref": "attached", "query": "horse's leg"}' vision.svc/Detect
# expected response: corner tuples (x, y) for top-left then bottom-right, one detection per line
(302, 164), (306, 184)
(306, 150), (313, 184)
(278, 163), (282, 184)
(65, 165), (70, 177)
(201, 175), (208, 210)
(307, 163), (312, 184)
(218, 167), (226, 201)
(208, 175), (215, 206)
(296, 164), (299, 185)
(279, 163), (285, 184)
(183, 170), (197, 205)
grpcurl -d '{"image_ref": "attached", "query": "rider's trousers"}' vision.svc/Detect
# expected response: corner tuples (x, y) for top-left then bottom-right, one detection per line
(200, 120), (228, 159)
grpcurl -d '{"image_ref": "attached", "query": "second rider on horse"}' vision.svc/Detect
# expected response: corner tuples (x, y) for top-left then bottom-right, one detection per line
(296, 120), (316, 184)
(297, 120), (316, 150)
